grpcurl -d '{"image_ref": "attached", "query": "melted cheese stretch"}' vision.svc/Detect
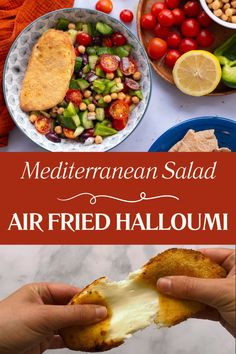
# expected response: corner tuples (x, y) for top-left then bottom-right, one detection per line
(91, 277), (159, 341)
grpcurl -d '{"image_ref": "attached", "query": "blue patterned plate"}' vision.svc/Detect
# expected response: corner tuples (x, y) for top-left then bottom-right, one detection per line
(3, 8), (151, 152)
(149, 117), (236, 152)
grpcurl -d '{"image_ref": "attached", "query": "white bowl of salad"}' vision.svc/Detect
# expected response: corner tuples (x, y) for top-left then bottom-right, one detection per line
(3, 8), (152, 152)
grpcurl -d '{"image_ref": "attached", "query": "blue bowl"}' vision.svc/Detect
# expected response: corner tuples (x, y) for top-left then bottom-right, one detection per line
(149, 117), (236, 152)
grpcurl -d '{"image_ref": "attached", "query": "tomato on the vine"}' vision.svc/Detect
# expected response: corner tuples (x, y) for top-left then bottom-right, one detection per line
(112, 32), (127, 46)
(179, 37), (198, 53)
(183, 1), (200, 17)
(154, 23), (170, 39)
(165, 0), (180, 10)
(95, 0), (113, 14)
(151, 2), (166, 17)
(197, 11), (213, 27)
(166, 31), (182, 49)
(141, 13), (156, 30)
(197, 29), (214, 47)
(165, 49), (181, 67)
(158, 9), (175, 27)
(120, 9), (134, 23)
(172, 8), (185, 25)
(76, 32), (92, 46)
(181, 18), (200, 37)
(148, 37), (167, 59)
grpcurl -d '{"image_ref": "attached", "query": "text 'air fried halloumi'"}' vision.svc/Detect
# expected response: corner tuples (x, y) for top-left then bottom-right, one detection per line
(20, 29), (75, 112)
(60, 248), (226, 352)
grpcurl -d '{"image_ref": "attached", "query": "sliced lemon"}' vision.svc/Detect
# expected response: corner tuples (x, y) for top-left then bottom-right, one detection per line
(173, 50), (222, 96)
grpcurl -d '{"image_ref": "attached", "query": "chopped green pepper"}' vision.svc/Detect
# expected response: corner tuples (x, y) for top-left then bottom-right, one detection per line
(93, 80), (106, 94)
(95, 123), (117, 136)
(214, 34), (236, 88)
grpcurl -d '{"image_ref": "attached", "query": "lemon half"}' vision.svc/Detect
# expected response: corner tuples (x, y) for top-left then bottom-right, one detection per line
(173, 50), (222, 96)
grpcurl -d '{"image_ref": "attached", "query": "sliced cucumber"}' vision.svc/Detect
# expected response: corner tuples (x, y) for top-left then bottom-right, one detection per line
(75, 22), (83, 31)
(58, 115), (76, 130)
(74, 57), (83, 72)
(72, 114), (81, 127)
(63, 102), (77, 117)
(96, 22), (114, 35)
(89, 55), (99, 70)
(74, 126), (84, 138)
(114, 46), (129, 58)
(80, 111), (94, 129)
(69, 79), (79, 89)
(97, 47), (114, 55)
(82, 23), (93, 35)
(68, 29), (77, 44)
(95, 66), (105, 77)
(76, 78), (90, 90)
(86, 47), (97, 55)
(82, 64), (90, 74)
(95, 108), (105, 121)
(116, 68), (123, 77)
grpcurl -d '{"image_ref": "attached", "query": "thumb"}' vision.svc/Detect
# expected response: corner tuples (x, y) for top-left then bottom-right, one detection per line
(38, 304), (107, 331)
(157, 276), (225, 308)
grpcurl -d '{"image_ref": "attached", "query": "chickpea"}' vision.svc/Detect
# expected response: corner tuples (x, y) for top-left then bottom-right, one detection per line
(133, 71), (142, 81)
(221, 13), (229, 20)
(95, 94), (101, 100)
(223, 3), (230, 9)
(78, 45), (86, 54)
(206, 0), (213, 3)
(103, 95), (112, 103)
(57, 107), (64, 115)
(106, 72), (115, 80)
(111, 92), (118, 100)
(54, 126), (62, 135)
(225, 8), (236, 15)
(88, 103), (96, 112)
(95, 135), (103, 144)
(68, 23), (76, 30)
(232, 1), (236, 7)
(232, 15), (236, 22)
(117, 92), (126, 100)
(84, 90), (92, 98)
(222, 0), (229, 2)
(29, 114), (37, 123)
(79, 102), (87, 111)
(214, 8), (223, 15)
(212, 0), (223, 10)
(124, 95), (131, 104)
(132, 96), (140, 104)
(115, 77), (122, 83)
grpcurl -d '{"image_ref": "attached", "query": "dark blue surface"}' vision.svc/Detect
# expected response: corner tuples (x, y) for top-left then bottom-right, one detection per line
(149, 117), (236, 152)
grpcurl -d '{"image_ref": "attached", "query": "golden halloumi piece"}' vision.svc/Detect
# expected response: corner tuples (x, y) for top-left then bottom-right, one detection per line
(20, 29), (75, 112)
(60, 249), (226, 352)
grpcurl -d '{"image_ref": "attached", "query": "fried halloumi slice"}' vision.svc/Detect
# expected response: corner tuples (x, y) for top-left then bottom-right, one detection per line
(20, 29), (75, 112)
(60, 249), (226, 352)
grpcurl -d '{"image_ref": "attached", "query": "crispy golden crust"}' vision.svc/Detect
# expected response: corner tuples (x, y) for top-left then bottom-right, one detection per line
(20, 29), (75, 112)
(60, 249), (226, 352)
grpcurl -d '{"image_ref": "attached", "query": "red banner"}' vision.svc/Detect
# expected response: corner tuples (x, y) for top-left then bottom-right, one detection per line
(0, 152), (235, 244)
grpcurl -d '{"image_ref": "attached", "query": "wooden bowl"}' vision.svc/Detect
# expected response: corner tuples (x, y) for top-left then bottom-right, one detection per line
(137, 0), (236, 96)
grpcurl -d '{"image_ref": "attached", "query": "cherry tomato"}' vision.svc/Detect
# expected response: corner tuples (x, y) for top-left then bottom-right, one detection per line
(183, 1), (200, 17)
(166, 31), (182, 49)
(158, 9), (175, 27)
(74, 47), (80, 56)
(154, 23), (170, 39)
(151, 2), (166, 17)
(95, 0), (113, 14)
(63, 128), (76, 139)
(179, 37), (198, 53)
(103, 37), (113, 47)
(111, 32), (127, 46)
(120, 9), (134, 23)
(76, 32), (92, 47)
(172, 8), (185, 25)
(141, 13), (156, 30)
(65, 89), (82, 106)
(197, 11), (213, 27)
(109, 100), (129, 121)
(112, 116), (128, 130)
(197, 29), (214, 47)
(35, 116), (52, 135)
(120, 57), (137, 76)
(181, 18), (200, 37)
(165, 0), (180, 10)
(100, 54), (119, 73)
(165, 49), (181, 67)
(148, 37), (167, 59)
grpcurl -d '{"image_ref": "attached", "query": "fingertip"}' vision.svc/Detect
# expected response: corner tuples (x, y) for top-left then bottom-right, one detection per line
(157, 277), (172, 294)
(95, 306), (107, 320)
